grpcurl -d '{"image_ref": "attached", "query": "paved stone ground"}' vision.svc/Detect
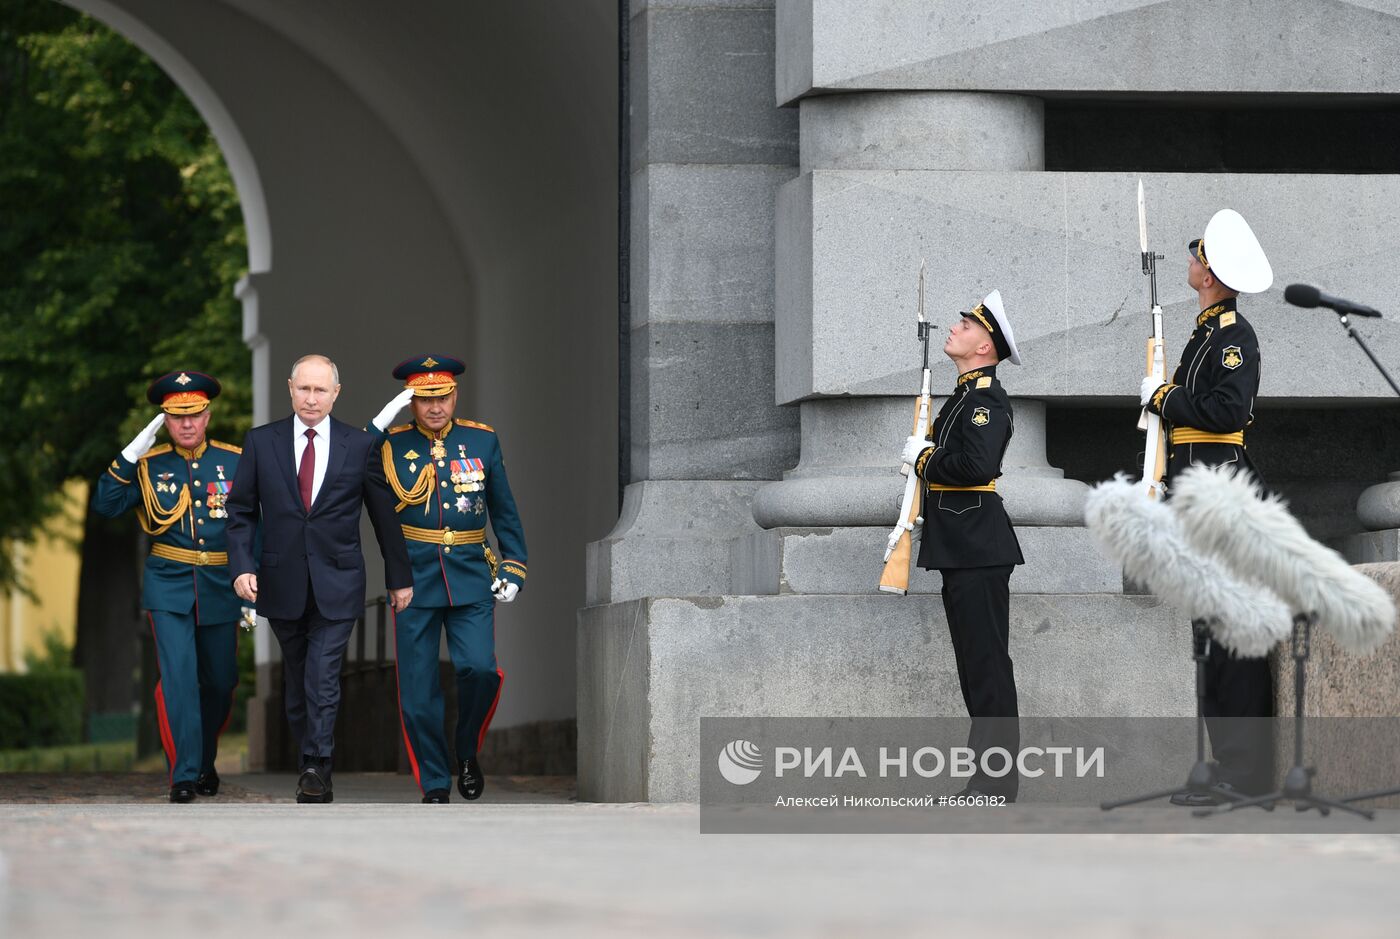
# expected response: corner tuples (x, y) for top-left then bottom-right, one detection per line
(2, 774), (1400, 937)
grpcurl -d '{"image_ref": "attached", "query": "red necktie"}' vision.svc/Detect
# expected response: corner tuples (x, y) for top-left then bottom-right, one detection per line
(299, 427), (316, 512)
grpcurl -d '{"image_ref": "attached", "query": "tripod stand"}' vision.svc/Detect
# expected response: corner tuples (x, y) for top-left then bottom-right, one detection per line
(1199, 613), (1374, 819)
(1101, 619), (1255, 811)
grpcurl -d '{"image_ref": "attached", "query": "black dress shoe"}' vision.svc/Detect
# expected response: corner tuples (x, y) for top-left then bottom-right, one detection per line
(422, 789), (450, 804)
(170, 781), (198, 803)
(195, 770), (221, 797)
(457, 758), (484, 801)
(296, 766), (333, 804)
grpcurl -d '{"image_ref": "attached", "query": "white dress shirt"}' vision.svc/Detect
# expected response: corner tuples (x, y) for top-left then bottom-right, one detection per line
(293, 415), (331, 506)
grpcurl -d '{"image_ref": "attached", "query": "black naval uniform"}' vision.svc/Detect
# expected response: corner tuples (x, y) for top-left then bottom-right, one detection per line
(1145, 296), (1275, 794)
(914, 365), (1025, 799)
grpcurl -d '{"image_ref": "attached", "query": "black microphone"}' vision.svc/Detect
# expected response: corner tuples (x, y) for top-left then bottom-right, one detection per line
(1284, 283), (1382, 318)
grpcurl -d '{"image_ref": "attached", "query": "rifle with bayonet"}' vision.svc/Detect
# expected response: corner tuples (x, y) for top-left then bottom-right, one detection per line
(880, 261), (933, 595)
(1137, 179), (1167, 499)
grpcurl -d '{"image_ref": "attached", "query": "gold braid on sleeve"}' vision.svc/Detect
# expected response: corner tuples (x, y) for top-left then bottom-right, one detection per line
(382, 440), (434, 511)
(136, 459), (191, 536)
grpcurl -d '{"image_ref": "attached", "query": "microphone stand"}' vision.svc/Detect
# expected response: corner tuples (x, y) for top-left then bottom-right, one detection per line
(1100, 619), (1258, 811)
(1198, 612), (1374, 819)
(1330, 310), (1400, 397)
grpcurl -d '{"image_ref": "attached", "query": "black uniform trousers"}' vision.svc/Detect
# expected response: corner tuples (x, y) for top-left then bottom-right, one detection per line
(941, 564), (1019, 799)
(1168, 442), (1275, 794)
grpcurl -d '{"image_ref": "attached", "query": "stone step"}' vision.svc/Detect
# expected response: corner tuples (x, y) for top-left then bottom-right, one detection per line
(732, 526), (1121, 595)
(578, 593), (1191, 802)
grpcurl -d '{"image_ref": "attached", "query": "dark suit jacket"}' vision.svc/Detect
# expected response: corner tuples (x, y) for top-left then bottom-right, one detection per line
(226, 415), (412, 621)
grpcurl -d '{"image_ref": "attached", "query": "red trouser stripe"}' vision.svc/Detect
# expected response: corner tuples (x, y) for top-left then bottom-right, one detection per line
(389, 608), (425, 792)
(476, 667), (505, 754)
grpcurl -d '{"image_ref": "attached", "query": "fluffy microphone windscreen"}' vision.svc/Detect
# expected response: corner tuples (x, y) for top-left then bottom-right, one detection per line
(1173, 464), (1396, 655)
(1085, 474), (1292, 657)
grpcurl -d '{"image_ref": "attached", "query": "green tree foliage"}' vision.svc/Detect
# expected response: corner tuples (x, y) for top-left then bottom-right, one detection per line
(0, 1), (249, 592)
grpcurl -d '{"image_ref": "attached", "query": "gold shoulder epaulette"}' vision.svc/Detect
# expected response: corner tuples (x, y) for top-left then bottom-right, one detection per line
(139, 444), (173, 460)
(209, 440), (242, 454)
(388, 423), (414, 434)
(455, 418), (495, 433)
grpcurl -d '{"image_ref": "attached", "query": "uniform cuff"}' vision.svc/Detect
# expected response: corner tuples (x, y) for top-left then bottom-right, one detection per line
(499, 560), (527, 588)
(107, 454), (137, 484)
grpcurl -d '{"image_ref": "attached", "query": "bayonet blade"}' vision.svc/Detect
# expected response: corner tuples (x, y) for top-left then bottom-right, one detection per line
(917, 258), (926, 324)
(1137, 179), (1148, 254)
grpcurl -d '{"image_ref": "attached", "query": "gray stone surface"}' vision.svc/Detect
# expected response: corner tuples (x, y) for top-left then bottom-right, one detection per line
(776, 169), (1400, 403)
(587, 481), (765, 605)
(633, 3), (797, 166)
(629, 322), (800, 481)
(1341, 528), (1400, 564)
(800, 92), (1044, 173)
(9, 801), (1400, 936)
(733, 526), (1122, 595)
(776, 0), (1400, 104)
(631, 164), (798, 327)
(750, 396), (1089, 527)
(1359, 473), (1400, 530)
(579, 593), (1192, 801)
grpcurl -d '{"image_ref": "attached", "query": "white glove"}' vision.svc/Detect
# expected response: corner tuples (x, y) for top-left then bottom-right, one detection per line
(121, 412), (167, 463)
(1139, 375), (1163, 408)
(371, 387), (416, 431)
(900, 435), (929, 468)
(491, 578), (519, 603)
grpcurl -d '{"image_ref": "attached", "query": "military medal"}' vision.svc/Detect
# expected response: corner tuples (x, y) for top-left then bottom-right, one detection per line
(431, 439), (447, 461)
(474, 497), (486, 516)
(455, 494), (471, 513)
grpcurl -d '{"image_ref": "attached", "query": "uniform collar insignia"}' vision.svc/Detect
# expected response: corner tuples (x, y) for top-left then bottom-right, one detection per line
(956, 366), (996, 388)
(174, 440), (208, 460)
(415, 422), (449, 441)
(1196, 298), (1237, 327)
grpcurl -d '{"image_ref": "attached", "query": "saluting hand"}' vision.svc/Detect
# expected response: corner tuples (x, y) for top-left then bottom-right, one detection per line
(121, 412), (168, 463)
(371, 387), (417, 431)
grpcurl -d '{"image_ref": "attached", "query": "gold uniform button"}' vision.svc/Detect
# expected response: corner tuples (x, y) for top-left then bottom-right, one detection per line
(194, 480), (201, 486)
(191, 462), (199, 469)
(197, 519), (205, 526)
(443, 502), (450, 509)
(195, 500), (203, 507)
(443, 546), (451, 554)
(437, 460), (445, 467)
(441, 481), (448, 487)
(199, 538), (206, 545)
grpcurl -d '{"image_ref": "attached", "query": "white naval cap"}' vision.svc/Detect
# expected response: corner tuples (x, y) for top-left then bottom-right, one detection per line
(1190, 209), (1273, 294)
(966, 288), (1021, 365)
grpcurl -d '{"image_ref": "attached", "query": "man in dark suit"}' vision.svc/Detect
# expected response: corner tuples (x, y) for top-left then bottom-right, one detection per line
(902, 289), (1024, 803)
(227, 353), (413, 803)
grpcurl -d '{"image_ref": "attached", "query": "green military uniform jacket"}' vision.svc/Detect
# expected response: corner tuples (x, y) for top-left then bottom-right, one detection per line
(94, 439), (244, 624)
(370, 419), (527, 607)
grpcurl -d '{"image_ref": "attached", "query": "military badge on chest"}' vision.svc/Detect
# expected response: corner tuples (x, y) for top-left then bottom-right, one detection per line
(206, 465), (231, 519)
(155, 472), (178, 494)
(450, 456), (485, 493)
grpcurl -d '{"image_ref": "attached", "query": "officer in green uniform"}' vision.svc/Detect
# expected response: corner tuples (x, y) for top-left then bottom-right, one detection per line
(94, 371), (246, 803)
(901, 290), (1024, 802)
(1141, 208), (1275, 805)
(368, 355), (527, 803)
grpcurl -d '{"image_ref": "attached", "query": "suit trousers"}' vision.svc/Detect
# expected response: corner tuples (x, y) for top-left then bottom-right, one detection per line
(268, 579), (355, 773)
(147, 611), (239, 786)
(940, 565), (1020, 799)
(392, 599), (503, 793)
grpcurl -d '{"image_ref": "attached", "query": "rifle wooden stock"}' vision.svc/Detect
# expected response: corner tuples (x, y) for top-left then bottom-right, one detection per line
(880, 393), (930, 595)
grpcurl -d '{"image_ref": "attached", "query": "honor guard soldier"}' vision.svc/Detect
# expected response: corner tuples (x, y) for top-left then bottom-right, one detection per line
(93, 371), (245, 803)
(901, 290), (1025, 802)
(368, 355), (528, 803)
(1141, 209), (1275, 806)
